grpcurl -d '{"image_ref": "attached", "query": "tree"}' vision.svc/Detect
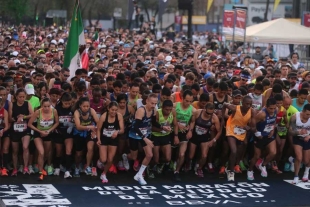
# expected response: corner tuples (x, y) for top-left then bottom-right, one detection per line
(6, 0), (29, 24)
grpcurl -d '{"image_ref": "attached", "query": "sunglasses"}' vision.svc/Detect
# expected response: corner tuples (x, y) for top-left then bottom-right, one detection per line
(241, 79), (248, 82)
(63, 74), (70, 78)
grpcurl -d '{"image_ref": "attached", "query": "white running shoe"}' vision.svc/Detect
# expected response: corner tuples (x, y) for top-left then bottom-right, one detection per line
(225, 168), (235, 181)
(28, 165), (35, 174)
(97, 160), (104, 170)
(134, 174), (147, 185)
(54, 168), (60, 176)
(18, 165), (23, 173)
(292, 176), (299, 184)
(247, 170), (254, 180)
(100, 173), (108, 183)
(122, 154), (130, 170)
(259, 163), (268, 177)
(302, 172), (309, 182)
(64, 171), (72, 179)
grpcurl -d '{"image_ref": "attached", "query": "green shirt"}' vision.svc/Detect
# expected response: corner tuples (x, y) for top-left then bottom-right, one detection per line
(277, 105), (298, 136)
(176, 102), (192, 132)
(152, 109), (174, 137)
(28, 96), (40, 111)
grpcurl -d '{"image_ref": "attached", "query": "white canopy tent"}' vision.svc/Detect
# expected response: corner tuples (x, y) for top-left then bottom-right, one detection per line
(226, 18), (310, 45)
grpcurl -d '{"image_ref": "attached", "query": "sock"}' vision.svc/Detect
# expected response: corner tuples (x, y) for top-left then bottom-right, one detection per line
(138, 165), (146, 176)
(305, 167), (310, 174)
(289, 156), (295, 163)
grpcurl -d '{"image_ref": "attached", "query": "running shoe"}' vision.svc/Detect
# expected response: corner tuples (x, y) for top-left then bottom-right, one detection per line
(100, 173), (108, 183)
(28, 165), (35, 174)
(18, 165), (23, 173)
(173, 172), (181, 182)
(234, 165), (242, 174)
(284, 162), (291, 172)
(54, 168), (60, 176)
(109, 164), (117, 174)
(290, 162), (295, 172)
(206, 164), (215, 174)
(97, 160), (104, 170)
(239, 161), (247, 171)
(255, 158), (263, 170)
(184, 160), (192, 172)
(271, 162), (282, 174)
(38, 170), (47, 181)
(146, 166), (155, 179)
(133, 160), (140, 172)
(117, 161), (126, 171)
(47, 166), (54, 175)
(60, 164), (66, 173)
(225, 168), (235, 181)
(85, 166), (92, 175)
(74, 168), (80, 177)
(157, 164), (165, 174)
(302, 171), (309, 182)
(1, 168), (8, 176)
(292, 176), (299, 184)
(38, 174), (44, 181)
(122, 154), (130, 171)
(64, 171), (72, 179)
(23, 167), (30, 175)
(134, 174), (147, 185)
(33, 164), (39, 173)
(219, 166), (226, 175)
(247, 170), (254, 181)
(11, 169), (18, 176)
(42, 169), (47, 176)
(197, 169), (204, 178)
(259, 163), (268, 177)
(91, 167), (97, 176)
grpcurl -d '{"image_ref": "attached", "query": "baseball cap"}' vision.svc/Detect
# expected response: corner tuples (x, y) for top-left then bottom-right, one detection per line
(124, 44), (130, 48)
(165, 56), (172, 62)
(232, 90), (242, 97)
(150, 68), (158, 72)
(25, 84), (35, 95)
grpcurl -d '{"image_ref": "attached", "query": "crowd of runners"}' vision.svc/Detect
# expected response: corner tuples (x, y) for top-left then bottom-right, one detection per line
(0, 25), (309, 186)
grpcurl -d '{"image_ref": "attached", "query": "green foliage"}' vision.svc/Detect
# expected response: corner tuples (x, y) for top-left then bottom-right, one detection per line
(5, 0), (29, 23)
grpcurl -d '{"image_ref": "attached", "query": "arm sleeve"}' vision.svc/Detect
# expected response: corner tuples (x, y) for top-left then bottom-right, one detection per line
(152, 115), (162, 129)
(134, 119), (145, 138)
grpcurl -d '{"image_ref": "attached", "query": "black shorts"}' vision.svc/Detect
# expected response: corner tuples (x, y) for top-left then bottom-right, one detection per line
(254, 136), (275, 149)
(100, 136), (119, 146)
(178, 131), (188, 142)
(73, 134), (96, 151)
(11, 131), (31, 142)
(227, 136), (244, 145)
(189, 134), (211, 146)
(53, 130), (72, 144)
(129, 138), (147, 151)
(293, 136), (310, 150)
(151, 134), (171, 146)
(33, 131), (53, 142)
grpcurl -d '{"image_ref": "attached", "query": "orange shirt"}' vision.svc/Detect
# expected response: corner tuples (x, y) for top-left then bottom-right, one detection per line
(226, 105), (251, 141)
(175, 92), (182, 103)
(192, 101), (200, 109)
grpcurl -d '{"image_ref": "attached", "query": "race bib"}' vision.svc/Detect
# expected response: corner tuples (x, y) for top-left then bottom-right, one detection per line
(277, 125), (287, 133)
(102, 129), (115, 137)
(40, 120), (53, 128)
(59, 116), (71, 124)
(14, 122), (27, 132)
(178, 121), (187, 127)
(252, 103), (261, 110)
(195, 125), (207, 135)
(234, 126), (246, 135)
(264, 124), (274, 133)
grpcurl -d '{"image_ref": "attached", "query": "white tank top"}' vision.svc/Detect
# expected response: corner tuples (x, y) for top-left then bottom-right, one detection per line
(296, 112), (310, 137)
(249, 93), (262, 111)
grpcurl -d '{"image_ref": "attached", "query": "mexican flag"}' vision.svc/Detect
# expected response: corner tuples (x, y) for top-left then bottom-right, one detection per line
(64, 0), (88, 78)
(93, 31), (99, 48)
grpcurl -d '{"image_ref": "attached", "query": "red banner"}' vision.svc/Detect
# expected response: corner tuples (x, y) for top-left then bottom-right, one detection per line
(303, 13), (310, 27)
(175, 16), (182, 24)
(234, 9), (247, 38)
(222, 10), (235, 36)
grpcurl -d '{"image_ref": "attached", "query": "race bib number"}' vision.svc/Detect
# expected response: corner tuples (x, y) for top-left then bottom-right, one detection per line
(252, 103), (261, 110)
(178, 121), (187, 127)
(264, 124), (274, 133)
(277, 125), (287, 133)
(14, 122), (27, 132)
(59, 116), (71, 124)
(40, 120), (53, 127)
(195, 125), (207, 135)
(234, 126), (246, 135)
(102, 129), (115, 137)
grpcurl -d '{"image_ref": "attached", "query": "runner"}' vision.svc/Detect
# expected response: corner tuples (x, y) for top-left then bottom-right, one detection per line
(97, 101), (124, 183)
(189, 102), (221, 178)
(289, 104), (310, 184)
(123, 93), (158, 185)
(151, 100), (177, 175)
(173, 89), (196, 181)
(222, 96), (256, 181)
(9, 88), (33, 176)
(248, 98), (277, 180)
(55, 92), (74, 178)
(248, 83), (264, 111)
(72, 97), (99, 177)
(28, 98), (59, 180)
